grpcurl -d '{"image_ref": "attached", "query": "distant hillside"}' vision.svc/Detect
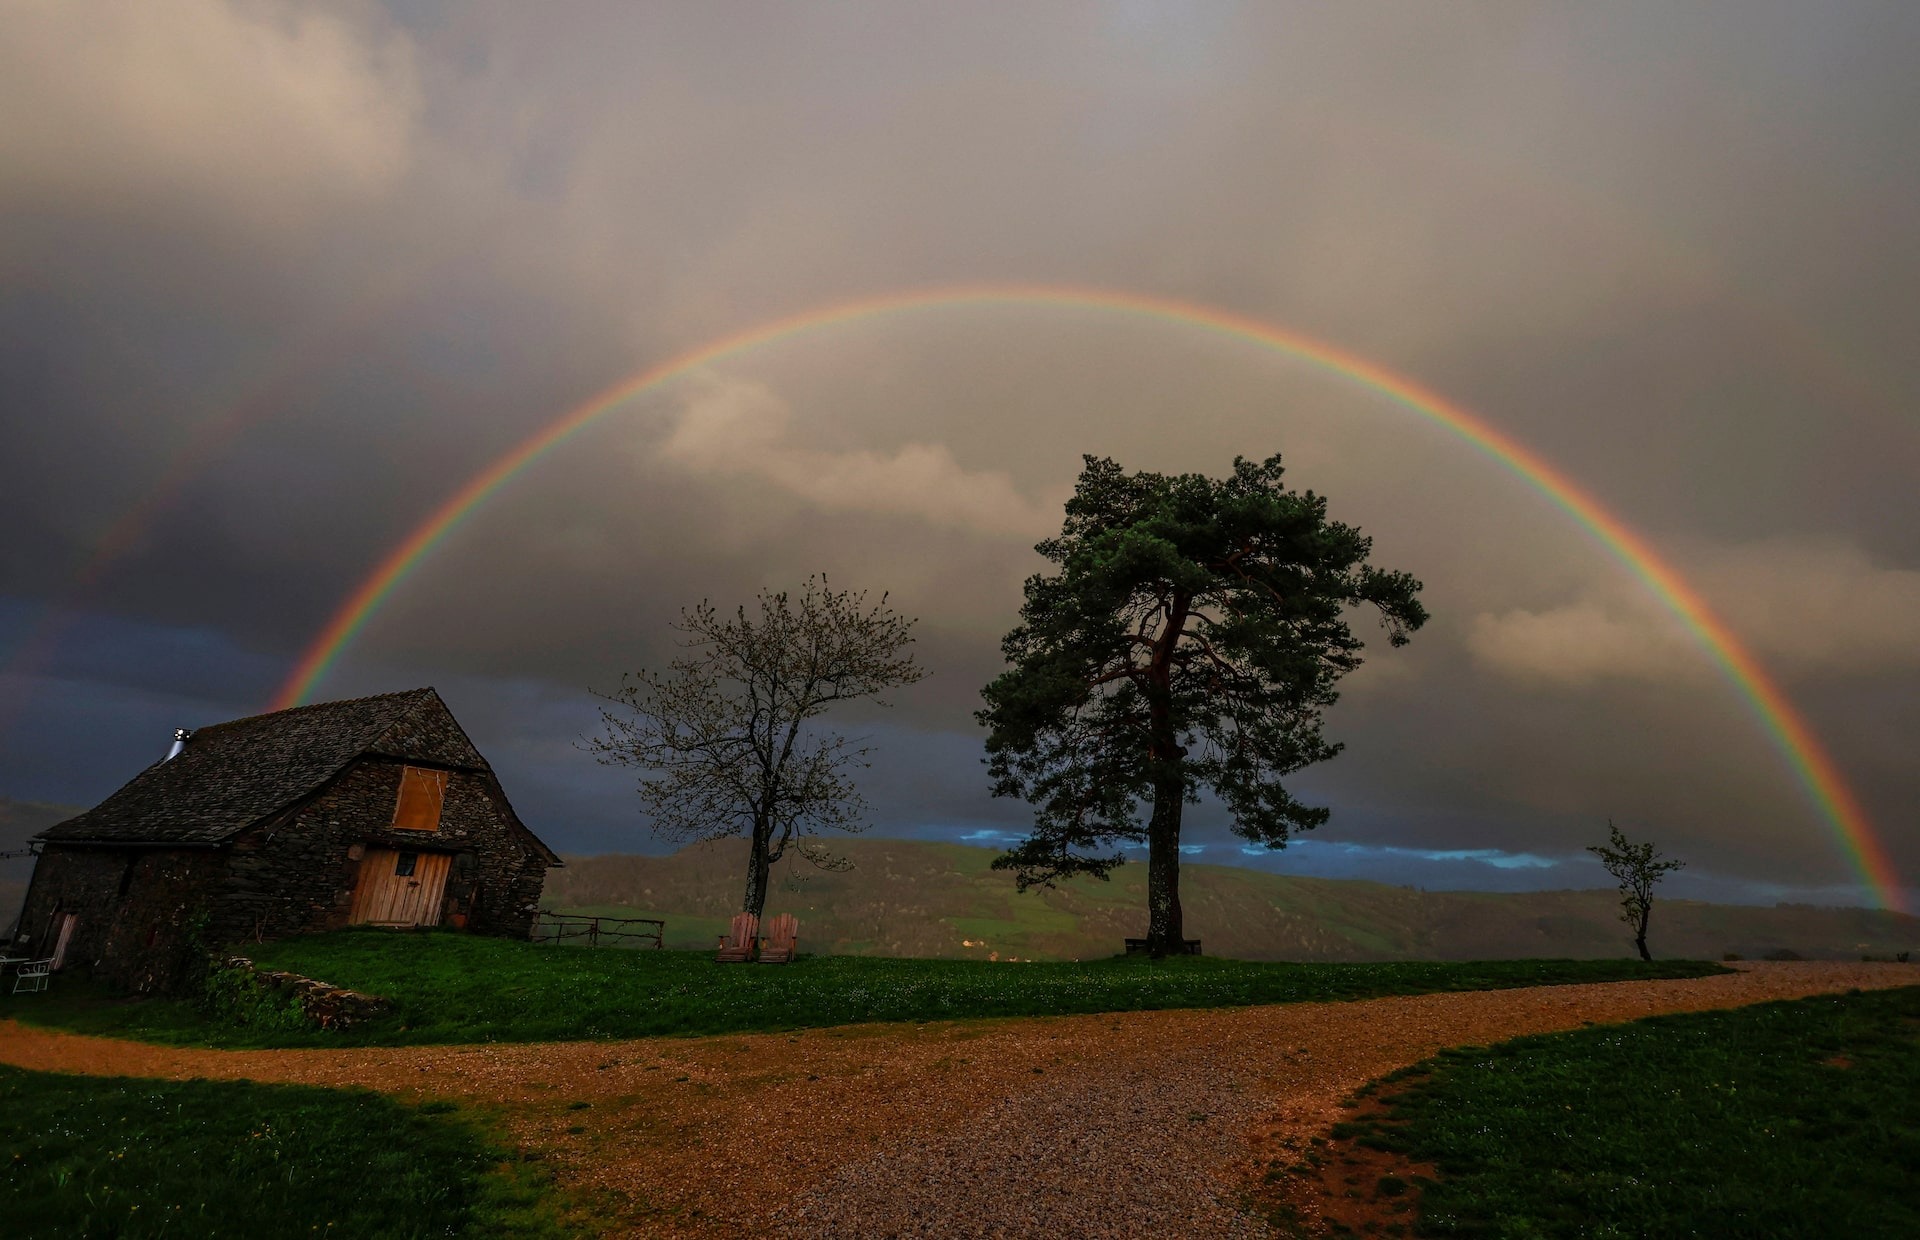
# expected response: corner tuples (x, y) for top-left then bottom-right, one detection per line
(545, 838), (1920, 963)
(0, 797), (79, 929)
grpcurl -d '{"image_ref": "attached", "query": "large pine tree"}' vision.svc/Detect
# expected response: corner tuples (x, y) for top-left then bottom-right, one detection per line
(977, 454), (1427, 953)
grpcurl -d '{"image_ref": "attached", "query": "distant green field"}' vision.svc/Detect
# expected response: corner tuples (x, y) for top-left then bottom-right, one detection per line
(542, 838), (1920, 963)
(1330, 985), (1920, 1237)
(0, 1065), (568, 1239)
(2, 928), (1725, 1048)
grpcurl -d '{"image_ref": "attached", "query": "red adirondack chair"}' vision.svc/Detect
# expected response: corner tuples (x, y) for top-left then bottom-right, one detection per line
(758, 913), (799, 964)
(715, 912), (759, 963)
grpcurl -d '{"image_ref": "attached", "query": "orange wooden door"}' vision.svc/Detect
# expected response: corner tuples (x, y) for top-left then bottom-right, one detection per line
(350, 849), (452, 926)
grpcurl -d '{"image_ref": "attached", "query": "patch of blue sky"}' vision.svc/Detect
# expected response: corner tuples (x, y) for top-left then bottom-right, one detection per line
(914, 821), (1882, 907)
(956, 828), (1026, 845)
(1237, 840), (1564, 870)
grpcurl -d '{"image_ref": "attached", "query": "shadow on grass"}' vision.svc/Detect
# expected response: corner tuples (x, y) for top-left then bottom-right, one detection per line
(0, 1065), (579, 1239)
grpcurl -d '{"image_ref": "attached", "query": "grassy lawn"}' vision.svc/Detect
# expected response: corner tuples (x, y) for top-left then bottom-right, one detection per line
(2, 928), (1724, 1048)
(1337, 984), (1920, 1238)
(0, 1065), (572, 1239)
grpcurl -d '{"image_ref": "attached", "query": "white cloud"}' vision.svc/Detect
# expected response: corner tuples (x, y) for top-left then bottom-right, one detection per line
(1469, 538), (1920, 685)
(1705, 540), (1920, 670)
(658, 373), (1062, 539)
(0, 0), (419, 234)
(1467, 599), (1699, 687)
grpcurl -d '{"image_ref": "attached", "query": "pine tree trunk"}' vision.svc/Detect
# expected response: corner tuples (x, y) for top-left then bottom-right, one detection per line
(1144, 764), (1186, 955)
(1142, 591), (1191, 957)
(743, 827), (773, 920)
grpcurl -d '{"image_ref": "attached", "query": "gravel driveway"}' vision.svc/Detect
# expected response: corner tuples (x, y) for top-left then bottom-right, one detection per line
(3, 961), (1911, 1238)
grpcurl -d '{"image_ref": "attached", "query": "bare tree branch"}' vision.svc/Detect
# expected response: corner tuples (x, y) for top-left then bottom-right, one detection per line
(585, 576), (924, 918)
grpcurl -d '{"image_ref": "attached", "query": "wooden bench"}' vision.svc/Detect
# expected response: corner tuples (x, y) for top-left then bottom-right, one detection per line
(530, 912), (665, 948)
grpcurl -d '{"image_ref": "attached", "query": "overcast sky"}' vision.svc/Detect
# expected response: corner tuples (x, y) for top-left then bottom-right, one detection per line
(3, 1), (1916, 907)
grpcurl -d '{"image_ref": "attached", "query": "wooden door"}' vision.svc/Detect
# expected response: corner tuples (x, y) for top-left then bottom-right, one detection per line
(349, 849), (452, 926)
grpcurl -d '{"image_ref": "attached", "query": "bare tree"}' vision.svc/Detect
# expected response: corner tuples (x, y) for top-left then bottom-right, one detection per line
(1588, 820), (1685, 962)
(587, 577), (924, 919)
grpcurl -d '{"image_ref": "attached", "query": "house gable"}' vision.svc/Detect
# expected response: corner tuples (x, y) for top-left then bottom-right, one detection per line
(30, 687), (558, 854)
(363, 689), (489, 771)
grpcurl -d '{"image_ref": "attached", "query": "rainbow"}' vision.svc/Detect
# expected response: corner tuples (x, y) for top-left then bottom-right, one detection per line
(271, 284), (1907, 911)
(0, 234), (471, 743)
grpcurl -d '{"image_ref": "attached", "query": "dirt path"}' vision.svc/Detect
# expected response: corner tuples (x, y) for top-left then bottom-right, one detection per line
(3, 962), (1912, 1238)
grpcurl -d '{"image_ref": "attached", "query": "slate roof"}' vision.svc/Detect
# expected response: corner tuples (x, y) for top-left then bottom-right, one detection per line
(37, 688), (494, 846)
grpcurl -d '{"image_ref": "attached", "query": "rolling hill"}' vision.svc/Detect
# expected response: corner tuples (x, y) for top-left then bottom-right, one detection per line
(8, 797), (1909, 963)
(544, 838), (1920, 963)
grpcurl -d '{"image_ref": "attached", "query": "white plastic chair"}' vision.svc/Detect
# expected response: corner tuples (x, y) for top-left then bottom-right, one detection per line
(12, 959), (52, 994)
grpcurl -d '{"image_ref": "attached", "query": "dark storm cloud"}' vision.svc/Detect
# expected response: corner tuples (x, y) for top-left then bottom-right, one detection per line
(3, 1), (1916, 902)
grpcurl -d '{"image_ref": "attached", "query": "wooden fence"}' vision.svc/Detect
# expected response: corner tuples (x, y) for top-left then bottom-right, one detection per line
(530, 911), (664, 949)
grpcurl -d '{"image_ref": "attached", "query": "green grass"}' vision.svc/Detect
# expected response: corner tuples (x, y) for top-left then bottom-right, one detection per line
(1, 928), (1725, 1048)
(0, 1065), (572, 1239)
(1340, 984), (1920, 1237)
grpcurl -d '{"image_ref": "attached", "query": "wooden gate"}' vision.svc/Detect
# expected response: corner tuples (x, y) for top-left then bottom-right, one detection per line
(349, 848), (452, 927)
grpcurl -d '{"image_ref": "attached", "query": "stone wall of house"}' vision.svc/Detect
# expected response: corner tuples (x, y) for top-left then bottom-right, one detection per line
(211, 755), (550, 944)
(14, 844), (226, 992)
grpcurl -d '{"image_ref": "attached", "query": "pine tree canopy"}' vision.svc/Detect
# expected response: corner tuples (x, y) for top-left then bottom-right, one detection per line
(978, 453), (1428, 893)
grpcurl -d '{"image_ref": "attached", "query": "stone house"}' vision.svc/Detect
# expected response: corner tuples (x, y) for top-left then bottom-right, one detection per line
(13, 687), (559, 992)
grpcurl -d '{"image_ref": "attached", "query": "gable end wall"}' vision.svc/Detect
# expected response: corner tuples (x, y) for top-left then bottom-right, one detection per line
(215, 755), (549, 943)
(367, 692), (489, 772)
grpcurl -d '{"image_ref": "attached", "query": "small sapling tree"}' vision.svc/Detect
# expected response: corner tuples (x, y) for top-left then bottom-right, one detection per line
(587, 577), (923, 919)
(977, 453), (1427, 954)
(1588, 820), (1685, 961)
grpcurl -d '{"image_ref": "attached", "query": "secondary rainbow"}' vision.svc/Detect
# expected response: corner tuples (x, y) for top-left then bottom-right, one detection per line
(271, 284), (1907, 911)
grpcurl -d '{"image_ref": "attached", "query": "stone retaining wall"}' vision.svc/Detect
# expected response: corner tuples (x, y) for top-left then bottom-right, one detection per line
(218, 954), (393, 1029)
